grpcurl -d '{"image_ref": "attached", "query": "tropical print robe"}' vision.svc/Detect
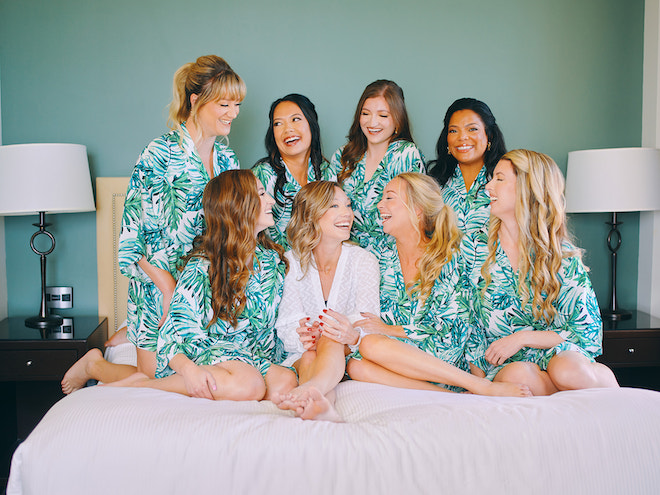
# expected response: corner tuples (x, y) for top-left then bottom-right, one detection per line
(373, 236), (476, 391)
(118, 124), (239, 350)
(156, 245), (287, 378)
(442, 164), (491, 235)
(330, 140), (425, 253)
(251, 159), (336, 249)
(464, 230), (603, 380)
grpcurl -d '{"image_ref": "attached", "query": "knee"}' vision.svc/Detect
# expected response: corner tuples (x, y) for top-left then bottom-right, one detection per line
(346, 359), (369, 381)
(213, 372), (266, 401)
(496, 361), (542, 384)
(547, 353), (593, 390)
(358, 334), (386, 360)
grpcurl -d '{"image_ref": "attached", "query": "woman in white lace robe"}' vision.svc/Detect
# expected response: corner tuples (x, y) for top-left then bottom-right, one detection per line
(274, 181), (380, 421)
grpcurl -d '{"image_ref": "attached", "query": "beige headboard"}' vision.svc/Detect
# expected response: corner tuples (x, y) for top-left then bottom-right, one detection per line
(96, 177), (130, 340)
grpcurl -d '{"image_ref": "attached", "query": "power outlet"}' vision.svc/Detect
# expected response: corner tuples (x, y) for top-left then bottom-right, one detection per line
(46, 286), (73, 309)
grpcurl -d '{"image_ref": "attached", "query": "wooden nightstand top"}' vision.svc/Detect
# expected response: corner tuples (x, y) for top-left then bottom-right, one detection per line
(0, 316), (106, 343)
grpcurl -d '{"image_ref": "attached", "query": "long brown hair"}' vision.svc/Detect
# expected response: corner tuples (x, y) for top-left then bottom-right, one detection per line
(191, 170), (285, 327)
(338, 80), (414, 183)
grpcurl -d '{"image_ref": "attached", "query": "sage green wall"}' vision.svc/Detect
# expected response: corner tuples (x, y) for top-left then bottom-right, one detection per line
(0, 0), (644, 317)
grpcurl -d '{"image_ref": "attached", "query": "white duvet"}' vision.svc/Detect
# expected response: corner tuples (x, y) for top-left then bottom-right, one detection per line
(8, 382), (660, 495)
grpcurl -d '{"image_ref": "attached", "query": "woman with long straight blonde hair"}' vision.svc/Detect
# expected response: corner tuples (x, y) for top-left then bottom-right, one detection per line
(469, 149), (619, 395)
(347, 172), (531, 397)
(108, 170), (297, 401)
(274, 181), (379, 420)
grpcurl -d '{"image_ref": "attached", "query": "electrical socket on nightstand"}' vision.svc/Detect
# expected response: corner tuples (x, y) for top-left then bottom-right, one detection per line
(45, 286), (73, 309)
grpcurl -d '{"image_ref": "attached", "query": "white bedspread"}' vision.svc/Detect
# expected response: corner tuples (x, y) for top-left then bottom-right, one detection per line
(8, 383), (660, 495)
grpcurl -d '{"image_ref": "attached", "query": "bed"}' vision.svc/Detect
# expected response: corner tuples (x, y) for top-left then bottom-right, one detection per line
(7, 178), (660, 495)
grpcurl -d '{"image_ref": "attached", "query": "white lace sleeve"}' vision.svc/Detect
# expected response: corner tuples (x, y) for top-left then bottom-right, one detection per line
(275, 253), (306, 358)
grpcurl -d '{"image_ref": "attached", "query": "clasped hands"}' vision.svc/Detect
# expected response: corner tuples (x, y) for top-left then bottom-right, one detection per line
(295, 310), (391, 350)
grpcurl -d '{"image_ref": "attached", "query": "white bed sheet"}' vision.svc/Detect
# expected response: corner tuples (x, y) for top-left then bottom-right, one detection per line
(8, 383), (660, 495)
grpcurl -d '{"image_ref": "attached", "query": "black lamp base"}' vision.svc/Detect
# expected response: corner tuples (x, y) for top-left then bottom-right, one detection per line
(25, 314), (63, 330)
(601, 309), (632, 321)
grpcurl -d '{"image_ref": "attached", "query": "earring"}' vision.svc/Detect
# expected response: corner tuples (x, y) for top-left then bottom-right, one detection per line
(447, 146), (451, 155)
(487, 142), (491, 151)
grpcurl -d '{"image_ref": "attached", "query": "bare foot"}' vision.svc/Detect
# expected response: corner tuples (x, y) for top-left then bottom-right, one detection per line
(105, 327), (129, 347)
(276, 386), (342, 422)
(105, 372), (150, 388)
(484, 381), (532, 397)
(61, 348), (104, 394)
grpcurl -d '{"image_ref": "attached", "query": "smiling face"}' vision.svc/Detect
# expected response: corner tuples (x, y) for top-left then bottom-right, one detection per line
(272, 100), (312, 165)
(317, 187), (354, 243)
(359, 96), (396, 148)
(486, 159), (517, 222)
(193, 96), (241, 138)
(255, 178), (275, 235)
(447, 109), (489, 169)
(377, 178), (416, 239)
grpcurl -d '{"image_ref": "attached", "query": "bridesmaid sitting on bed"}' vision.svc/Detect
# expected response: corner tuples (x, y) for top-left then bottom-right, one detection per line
(465, 149), (619, 395)
(273, 181), (380, 421)
(346, 172), (530, 397)
(110, 170), (297, 401)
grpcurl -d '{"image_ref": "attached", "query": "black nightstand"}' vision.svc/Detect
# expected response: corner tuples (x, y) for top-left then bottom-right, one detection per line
(0, 316), (107, 487)
(597, 311), (660, 391)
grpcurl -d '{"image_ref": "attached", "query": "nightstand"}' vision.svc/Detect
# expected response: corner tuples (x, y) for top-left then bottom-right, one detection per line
(597, 311), (660, 391)
(0, 316), (107, 486)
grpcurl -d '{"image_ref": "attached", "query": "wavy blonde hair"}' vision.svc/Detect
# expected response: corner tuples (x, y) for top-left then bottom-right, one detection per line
(481, 149), (582, 323)
(287, 181), (344, 275)
(190, 170), (285, 327)
(167, 55), (246, 141)
(395, 173), (462, 302)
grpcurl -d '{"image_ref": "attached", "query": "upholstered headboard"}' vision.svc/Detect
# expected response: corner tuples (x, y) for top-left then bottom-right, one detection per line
(96, 177), (129, 340)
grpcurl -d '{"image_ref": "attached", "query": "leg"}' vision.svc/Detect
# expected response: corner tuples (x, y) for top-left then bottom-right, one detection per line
(546, 351), (620, 391)
(109, 360), (267, 401)
(61, 348), (137, 394)
(105, 326), (129, 347)
(274, 336), (346, 421)
(360, 334), (531, 397)
(347, 357), (450, 392)
(263, 364), (298, 401)
(494, 361), (558, 396)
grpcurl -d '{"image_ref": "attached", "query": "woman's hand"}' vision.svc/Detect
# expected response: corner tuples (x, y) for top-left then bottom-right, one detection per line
(354, 312), (401, 337)
(485, 333), (525, 366)
(137, 257), (177, 327)
(319, 309), (360, 346)
(179, 361), (218, 400)
(296, 318), (321, 351)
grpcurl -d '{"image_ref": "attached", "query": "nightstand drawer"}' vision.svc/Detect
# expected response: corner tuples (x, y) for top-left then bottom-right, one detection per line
(0, 349), (78, 380)
(600, 336), (660, 366)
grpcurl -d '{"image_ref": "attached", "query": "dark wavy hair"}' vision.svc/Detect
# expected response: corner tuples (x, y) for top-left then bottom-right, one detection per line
(188, 170), (286, 327)
(253, 94), (325, 206)
(338, 80), (414, 183)
(427, 98), (506, 186)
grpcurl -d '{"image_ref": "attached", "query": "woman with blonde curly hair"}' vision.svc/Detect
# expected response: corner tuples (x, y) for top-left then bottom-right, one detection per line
(347, 173), (531, 397)
(274, 181), (379, 420)
(468, 149), (618, 395)
(109, 170), (297, 401)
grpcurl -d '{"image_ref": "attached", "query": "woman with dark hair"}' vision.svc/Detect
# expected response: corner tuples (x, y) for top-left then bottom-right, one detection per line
(109, 170), (297, 401)
(330, 80), (425, 251)
(428, 97), (506, 234)
(252, 93), (334, 249)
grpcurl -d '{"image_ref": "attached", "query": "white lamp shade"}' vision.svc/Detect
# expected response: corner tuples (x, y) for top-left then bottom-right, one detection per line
(565, 147), (660, 213)
(0, 143), (95, 215)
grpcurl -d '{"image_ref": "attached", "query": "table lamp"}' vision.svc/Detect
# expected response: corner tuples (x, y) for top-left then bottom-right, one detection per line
(565, 147), (660, 320)
(0, 143), (95, 330)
